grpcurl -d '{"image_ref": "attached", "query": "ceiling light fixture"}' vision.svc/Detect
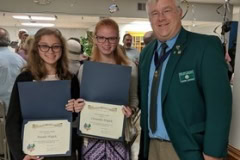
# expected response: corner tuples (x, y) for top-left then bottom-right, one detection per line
(12, 15), (29, 20)
(31, 16), (56, 21)
(13, 15), (56, 21)
(21, 22), (55, 27)
(109, 0), (119, 14)
(33, 0), (54, 5)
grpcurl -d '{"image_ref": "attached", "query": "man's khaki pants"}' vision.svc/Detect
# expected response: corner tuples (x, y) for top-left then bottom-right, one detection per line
(148, 139), (180, 160)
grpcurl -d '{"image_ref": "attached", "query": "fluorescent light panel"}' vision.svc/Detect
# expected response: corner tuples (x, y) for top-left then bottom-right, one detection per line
(21, 23), (55, 27)
(13, 15), (29, 20)
(31, 16), (56, 21)
(13, 15), (56, 21)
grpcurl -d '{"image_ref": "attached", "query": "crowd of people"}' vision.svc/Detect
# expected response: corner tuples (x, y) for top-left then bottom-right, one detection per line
(0, 0), (233, 160)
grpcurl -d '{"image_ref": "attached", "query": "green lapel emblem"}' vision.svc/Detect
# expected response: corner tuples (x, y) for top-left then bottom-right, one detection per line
(179, 70), (195, 83)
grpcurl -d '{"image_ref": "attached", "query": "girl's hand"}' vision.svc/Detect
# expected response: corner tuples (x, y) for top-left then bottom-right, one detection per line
(65, 99), (75, 112)
(23, 155), (44, 160)
(122, 106), (132, 118)
(203, 153), (223, 160)
(74, 98), (85, 113)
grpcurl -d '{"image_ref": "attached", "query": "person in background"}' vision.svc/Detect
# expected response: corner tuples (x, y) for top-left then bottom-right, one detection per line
(6, 27), (80, 160)
(68, 37), (89, 63)
(18, 35), (34, 61)
(21, 32), (29, 43)
(15, 29), (28, 53)
(67, 37), (87, 159)
(66, 18), (139, 160)
(118, 44), (127, 56)
(123, 33), (139, 65)
(0, 27), (26, 113)
(67, 38), (88, 75)
(143, 31), (156, 46)
(228, 40), (236, 81)
(138, 0), (232, 160)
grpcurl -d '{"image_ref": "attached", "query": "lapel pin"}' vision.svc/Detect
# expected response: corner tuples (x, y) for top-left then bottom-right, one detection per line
(176, 45), (181, 50)
(176, 45), (181, 55)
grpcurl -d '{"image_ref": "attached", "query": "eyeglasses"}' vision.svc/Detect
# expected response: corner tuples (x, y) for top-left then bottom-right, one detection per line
(95, 36), (119, 44)
(38, 44), (62, 53)
(150, 8), (175, 18)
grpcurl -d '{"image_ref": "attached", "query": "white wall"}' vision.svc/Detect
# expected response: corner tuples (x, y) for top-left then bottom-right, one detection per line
(0, 0), (232, 21)
(0, 0), (147, 18)
(184, 23), (222, 37)
(233, 6), (240, 21)
(182, 3), (232, 22)
(3, 26), (87, 42)
(229, 8), (240, 149)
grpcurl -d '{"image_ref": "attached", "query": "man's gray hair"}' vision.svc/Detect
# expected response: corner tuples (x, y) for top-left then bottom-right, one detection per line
(0, 27), (11, 46)
(146, 0), (182, 13)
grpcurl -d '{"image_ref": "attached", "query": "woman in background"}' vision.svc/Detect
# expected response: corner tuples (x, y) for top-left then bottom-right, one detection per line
(68, 18), (139, 160)
(17, 36), (34, 61)
(6, 27), (79, 160)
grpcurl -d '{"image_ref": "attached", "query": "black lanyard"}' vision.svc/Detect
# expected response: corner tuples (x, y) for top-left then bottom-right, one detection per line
(153, 42), (172, 71)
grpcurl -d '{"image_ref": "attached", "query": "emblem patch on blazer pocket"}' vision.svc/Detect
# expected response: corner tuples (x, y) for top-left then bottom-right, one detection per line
(179, 70), (195, 83)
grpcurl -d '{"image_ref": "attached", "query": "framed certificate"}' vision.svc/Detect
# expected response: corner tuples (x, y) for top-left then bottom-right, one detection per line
(79, 101), (125, 141)
(23, 119), (71, 157)
(79, 62), (131, 141)
(18, 81), (73, 156)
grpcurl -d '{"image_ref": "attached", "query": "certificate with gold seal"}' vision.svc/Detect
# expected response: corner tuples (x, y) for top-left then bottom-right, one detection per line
(23, 120), (71, 156)
(79, 101), (124, 140)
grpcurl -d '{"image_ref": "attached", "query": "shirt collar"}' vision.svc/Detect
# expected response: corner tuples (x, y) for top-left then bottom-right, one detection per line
(157, 32), (180, 50)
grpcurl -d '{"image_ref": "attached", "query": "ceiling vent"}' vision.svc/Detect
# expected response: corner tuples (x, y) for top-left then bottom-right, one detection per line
(137, 3), (146, 11)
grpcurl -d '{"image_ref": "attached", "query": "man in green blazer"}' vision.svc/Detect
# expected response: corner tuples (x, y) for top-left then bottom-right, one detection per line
(138, 0), (232, 160)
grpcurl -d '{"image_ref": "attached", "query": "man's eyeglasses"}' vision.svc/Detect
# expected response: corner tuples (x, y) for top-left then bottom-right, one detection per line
(150, 8), (175, 18)
(38, 44), (62, 53)
(95, 36), (119, 44)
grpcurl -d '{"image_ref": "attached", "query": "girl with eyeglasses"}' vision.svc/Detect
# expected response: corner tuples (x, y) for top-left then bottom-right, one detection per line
(67, 18), (139, 160)
(6, 27), (80, 160)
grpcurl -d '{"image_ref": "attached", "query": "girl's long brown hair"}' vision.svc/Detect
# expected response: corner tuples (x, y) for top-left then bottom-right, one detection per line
(25, 27), (72, 80)
(91, 18), (130, 65)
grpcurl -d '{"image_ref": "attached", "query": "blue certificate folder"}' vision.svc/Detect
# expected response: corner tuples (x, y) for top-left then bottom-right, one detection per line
(79, 61), (132, 141)
(18, 80), (72, 157)
(80, 61), (132, 105)
(18, 80), (72, 120)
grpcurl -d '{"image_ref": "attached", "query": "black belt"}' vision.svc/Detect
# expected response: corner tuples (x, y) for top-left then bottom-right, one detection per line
(152, 138), (171, 143)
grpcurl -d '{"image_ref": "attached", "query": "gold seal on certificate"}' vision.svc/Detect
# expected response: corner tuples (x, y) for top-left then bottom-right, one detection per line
(79, 101), (124, 140)
(23, 120), (71, 156)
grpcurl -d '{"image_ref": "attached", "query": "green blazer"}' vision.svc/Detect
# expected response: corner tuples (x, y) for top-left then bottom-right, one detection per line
(138, 28), (232, 160)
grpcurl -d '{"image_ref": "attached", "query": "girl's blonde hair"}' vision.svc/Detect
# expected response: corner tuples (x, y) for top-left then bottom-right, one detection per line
(91, 18), (129, 65)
